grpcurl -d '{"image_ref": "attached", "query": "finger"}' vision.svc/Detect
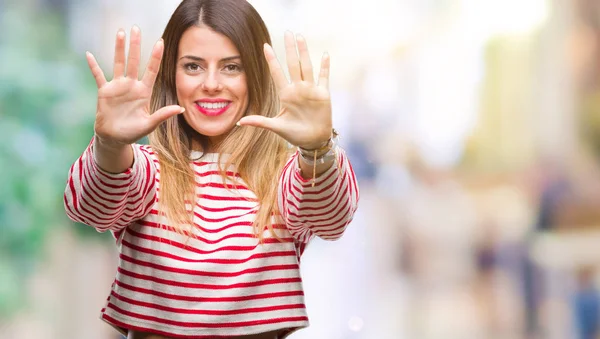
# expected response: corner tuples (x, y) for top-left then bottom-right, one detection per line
(263, 44), (288, 90)
(126, 25), (142, 79)
(317, 52), (330, 89)
(296, 34), (314, 83)
(85, 52), (107, 88)
(237, 115), (282, 134)
(113, 29), (126, 79)
(284, 31), (302, 82)
(149, 105), (185, 127)
(142, 39), (165, 88)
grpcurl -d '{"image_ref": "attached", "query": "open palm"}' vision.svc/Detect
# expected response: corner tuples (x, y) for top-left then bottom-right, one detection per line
(238, 32), (333, 149)
(88, 26), (183, 146)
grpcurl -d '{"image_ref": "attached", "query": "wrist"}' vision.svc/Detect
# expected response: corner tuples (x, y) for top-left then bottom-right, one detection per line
(93, 137), (134, 174)
(297, 128), (338, 151)
(297, 129), (338, 154)
(298, 139), (330, 152)
(298, 146), (337, 165)
(296, 129), (339, 187)
(94, 134), (130, 152)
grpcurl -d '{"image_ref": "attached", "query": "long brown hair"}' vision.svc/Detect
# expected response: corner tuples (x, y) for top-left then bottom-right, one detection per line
(148, 0), (290, 240)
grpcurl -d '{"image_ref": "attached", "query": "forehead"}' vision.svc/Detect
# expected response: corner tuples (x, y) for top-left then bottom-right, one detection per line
(178, 25), (240, 59)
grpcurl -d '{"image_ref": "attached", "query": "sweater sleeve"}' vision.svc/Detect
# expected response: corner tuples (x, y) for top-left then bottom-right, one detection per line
(277, 147), (360, 243)
(63, 139), (158, 233)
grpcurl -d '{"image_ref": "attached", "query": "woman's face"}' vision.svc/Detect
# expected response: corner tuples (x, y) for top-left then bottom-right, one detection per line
(175, 25), (249, 148)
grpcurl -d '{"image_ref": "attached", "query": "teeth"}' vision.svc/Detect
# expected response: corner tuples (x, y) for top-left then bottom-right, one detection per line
(198, 102), (228, 109)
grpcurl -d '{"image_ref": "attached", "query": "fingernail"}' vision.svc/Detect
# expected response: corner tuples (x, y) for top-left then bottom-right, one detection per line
(132, 25), (139, 33)
(236, 121), (241, 127)
(180, 107), (185, 113)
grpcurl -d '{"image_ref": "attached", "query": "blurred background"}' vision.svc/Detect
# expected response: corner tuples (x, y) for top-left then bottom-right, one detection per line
(4, 0), (600, 338)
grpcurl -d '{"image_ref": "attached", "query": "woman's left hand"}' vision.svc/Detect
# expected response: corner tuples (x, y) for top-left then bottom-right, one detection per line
(237, 31), (332, 149)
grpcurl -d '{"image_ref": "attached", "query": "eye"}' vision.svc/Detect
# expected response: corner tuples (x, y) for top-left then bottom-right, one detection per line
(223, 64), (242, 73)
(184, 63), (201, 72)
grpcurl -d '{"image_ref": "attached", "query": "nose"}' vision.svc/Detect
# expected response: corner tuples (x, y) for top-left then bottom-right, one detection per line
(201, 70), (223, 93)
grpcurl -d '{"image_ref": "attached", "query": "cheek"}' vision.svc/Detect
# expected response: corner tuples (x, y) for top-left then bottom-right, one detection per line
(175, 73), (196, 98)
(232, 76), (248, 101)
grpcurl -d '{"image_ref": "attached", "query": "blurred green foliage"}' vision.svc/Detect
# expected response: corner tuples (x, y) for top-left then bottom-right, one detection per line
(0, 2), (105, 319)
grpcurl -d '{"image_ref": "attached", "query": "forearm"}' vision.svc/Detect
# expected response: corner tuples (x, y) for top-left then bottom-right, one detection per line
(93, 136), (134, 174)
(278, 148), (360, 242)
(64, 139), (157, 232)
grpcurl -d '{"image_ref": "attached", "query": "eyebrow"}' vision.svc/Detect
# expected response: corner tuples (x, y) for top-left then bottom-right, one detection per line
(179, 55), (241, 62)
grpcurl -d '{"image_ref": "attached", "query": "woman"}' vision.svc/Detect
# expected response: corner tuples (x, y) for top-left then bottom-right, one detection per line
(64, 0), (359, 338)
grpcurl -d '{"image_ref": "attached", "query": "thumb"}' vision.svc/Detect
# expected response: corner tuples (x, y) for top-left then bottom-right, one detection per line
(150, 105), (185, 127)
(237, 115), (281, 133)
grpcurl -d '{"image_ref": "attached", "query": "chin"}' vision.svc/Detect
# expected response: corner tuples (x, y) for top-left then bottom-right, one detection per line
(183, 115), (237, 140)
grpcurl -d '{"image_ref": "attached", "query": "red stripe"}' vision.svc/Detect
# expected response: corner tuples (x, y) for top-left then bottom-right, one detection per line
(288, 190), (337, 204)
(71, 184), (131, 224)
(139, 146), (157, 159)
(196, 182), (249, 190)
(348, 156), (360, 201)
(194, 170), (240, 178)
(110, 290), (305, 315)
(114, 229), (125, 243)
(316, 228), (346, 240)
(95, 164), (132, 181)
(277, 157), (295, 223)
(96, 169), (131, 181)
(114, 280), (304, 302)
(102, 311), (307, 334)
(191, 209), (256, 223)
(135, 219), (287, 236)
(69, 195), (123, 225)
(77, 157), (152, 220)
(138, 219), (251, 234)
(117, 267), (302, 290)
(126, 225), (281, 246)
(290, 171), (338, 196)
(65, 170), (80, 218)
(88, 166), (131, 189)
(140, 152), (157, 211)
(287, 171), (348, 205)
(193, 204), (254, 213)
(285, 186), (341, 212)
(121, 239), (295, 264)
(120, 253), (298, 277)
(81, 158), (131, 201)
(87, 153), (148, 203)
(294, 165), (338, 188)
(197, 194), (257, 202)
(286, 189), (347, 220)
(192, 161), (222, 167)
(79, 168), (129, 213)
(295, 208), (351, 233)
(311, 217), (349, 233)
(287, 197), (350, 226)
(87, 156), (132, 189)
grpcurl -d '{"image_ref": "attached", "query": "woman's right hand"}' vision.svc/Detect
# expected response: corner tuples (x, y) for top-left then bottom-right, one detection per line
(87, 26), (183, 147)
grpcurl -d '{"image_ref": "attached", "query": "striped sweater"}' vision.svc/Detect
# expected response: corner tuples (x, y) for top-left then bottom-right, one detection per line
(63, 141), (359, 338)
